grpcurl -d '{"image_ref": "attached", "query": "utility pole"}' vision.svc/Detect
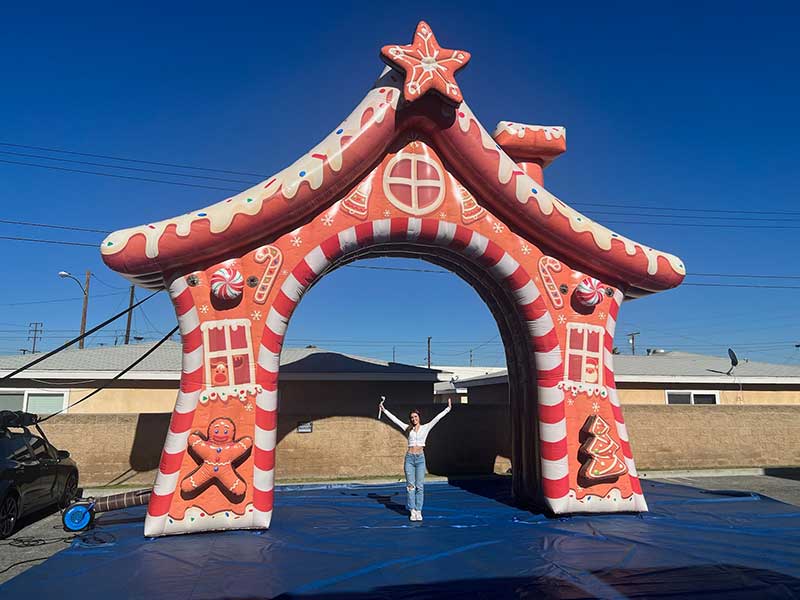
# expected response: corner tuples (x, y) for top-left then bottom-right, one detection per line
(469, 348), (474, 367)
(392, 346), (396, 362)
(79, 270), (91, 349)
(124, 285), (135, 344)
(427, 336), (432, 368)
(28, 322), (43, 354)
(627, 331), (640, 356)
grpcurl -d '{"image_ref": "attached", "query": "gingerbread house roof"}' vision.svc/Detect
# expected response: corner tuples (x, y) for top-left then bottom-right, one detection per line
(101, 27), (684, 298)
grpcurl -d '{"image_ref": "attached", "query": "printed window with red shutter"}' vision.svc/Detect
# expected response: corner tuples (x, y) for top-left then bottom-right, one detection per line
(200, 319), (256, 390)
(564, 323), (605, 387)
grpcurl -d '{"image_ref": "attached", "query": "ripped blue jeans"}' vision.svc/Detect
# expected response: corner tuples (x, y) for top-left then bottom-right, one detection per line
(404, 452), (425, 511)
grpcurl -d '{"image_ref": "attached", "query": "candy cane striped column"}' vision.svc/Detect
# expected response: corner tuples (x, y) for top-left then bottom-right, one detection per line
(144, 276), (204, 536)
(603, 289), (648, 511)
(255, 218), (568, 516)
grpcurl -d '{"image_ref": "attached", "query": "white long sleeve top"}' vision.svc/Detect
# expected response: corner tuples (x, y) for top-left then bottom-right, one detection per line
(380, 405), (451, 447)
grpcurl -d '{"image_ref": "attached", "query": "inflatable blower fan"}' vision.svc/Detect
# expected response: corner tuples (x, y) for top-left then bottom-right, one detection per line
(62, 489), (152, 532)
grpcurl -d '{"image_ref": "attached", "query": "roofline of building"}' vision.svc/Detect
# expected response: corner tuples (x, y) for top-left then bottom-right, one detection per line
(457, 372), (800, 388)
(0, 369), (440, 383)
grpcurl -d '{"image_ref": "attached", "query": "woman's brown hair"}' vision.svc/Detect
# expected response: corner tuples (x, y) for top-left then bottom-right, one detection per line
(406, 409), (421, 433)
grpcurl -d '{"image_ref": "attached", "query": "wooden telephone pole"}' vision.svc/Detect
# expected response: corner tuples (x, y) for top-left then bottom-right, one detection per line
(427, 336), (432, 368)
(78, 270), (91, 349)
(123, 285), (135, 344)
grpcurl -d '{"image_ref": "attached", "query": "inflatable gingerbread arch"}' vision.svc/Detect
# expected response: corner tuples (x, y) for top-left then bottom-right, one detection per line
(101, 22), (685, 536)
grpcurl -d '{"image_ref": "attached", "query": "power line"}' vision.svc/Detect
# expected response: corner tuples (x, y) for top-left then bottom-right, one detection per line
(690, 272), (800, 280)
(0, 235), (96, 247)
(601, 220), (800, 229)
(0, 158), (239, 192)
(583, 209), (800, 223)
(345, 264), (449, 274)
(0, 291), (126, 307)
(0, 149), (258, 185)
(90, 272), (127, 289)
(0, 141), (266, 178)
(682, 282), (800, 290)
(0, 218), (110, 234)
(572, 201), (800, 216)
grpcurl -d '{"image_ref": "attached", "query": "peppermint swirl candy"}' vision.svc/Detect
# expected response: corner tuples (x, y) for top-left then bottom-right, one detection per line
(210, 266), (244, 300)
(575, 277), (604, 307)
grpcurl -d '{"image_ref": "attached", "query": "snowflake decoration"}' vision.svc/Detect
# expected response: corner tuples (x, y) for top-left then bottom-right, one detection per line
(199, 304), (209, 314)
(439, 211), (447, 219)
(290, 236), (302, 247)
(251, 311), (262, 321)
(493, 222), (504, 233)
(380, 21), (471, 105)
(557, 314), (566, 325)
(383, 209), (392, 217)
(521, 244), (531, 255)
(598, 311), (606, 319)
(567, 398), (575, 406)
(321, 214), (334, 226)
(244, 403), (254, 412)
(592, 402), (600, 413)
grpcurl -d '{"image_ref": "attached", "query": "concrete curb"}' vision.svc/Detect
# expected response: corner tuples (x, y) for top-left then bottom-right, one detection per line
(640, 468), (769, 479)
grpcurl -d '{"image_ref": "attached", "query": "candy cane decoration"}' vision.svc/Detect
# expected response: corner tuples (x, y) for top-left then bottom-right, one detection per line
(575, 276), (604, 307)
(253, 246), (283, 305)
(538, 256), (563, 309)
(210, 266), (244, 300)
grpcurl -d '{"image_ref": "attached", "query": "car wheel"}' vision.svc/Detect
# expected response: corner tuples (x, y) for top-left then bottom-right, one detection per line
(59, 472), (79, 509)
(0, 493), (20, 539)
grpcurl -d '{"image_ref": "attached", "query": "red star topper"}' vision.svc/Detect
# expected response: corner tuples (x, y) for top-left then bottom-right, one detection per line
(381, 21), (471, 106)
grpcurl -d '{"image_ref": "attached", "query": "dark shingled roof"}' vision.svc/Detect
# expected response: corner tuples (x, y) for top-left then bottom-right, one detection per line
(0, 342), (440, 382)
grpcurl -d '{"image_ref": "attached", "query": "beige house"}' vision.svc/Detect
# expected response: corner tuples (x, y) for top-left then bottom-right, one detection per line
(1, 345), (798, 485)
(457, 351), (800, 405)
(0, 341), (441, 415)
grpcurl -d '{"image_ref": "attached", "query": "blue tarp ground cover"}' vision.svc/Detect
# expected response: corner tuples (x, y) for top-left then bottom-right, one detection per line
(2, 478), (799, 599)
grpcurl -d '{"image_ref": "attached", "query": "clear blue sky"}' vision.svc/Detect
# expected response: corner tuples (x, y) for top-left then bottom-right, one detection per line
(1, 4), (798, 366)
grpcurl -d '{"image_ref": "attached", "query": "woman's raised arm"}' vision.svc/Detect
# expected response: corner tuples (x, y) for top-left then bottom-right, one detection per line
(378, 400), (408, 430)
(426, 399), (452, 430)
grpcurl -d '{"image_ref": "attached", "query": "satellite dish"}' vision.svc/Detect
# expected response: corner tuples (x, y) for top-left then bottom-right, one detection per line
(726, 348), (739, 375)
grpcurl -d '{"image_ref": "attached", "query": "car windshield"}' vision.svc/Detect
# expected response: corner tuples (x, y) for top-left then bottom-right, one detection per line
(26, 434), (55, 460)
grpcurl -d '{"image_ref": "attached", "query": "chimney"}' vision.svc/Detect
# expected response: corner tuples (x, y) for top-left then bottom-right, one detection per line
(492, 122), (567, 186)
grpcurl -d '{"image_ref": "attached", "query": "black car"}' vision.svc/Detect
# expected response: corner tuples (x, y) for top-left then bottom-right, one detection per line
(0, 411), (79, 538)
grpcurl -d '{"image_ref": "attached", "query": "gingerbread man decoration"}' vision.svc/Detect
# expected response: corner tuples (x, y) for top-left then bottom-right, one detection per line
(180, 417), (253, 500)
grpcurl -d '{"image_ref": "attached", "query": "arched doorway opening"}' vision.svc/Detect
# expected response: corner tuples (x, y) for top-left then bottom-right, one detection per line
(277, 243), (542, 505)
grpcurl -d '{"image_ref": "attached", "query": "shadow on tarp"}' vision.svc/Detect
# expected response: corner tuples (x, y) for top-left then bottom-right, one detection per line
(2, 479), (799, 599)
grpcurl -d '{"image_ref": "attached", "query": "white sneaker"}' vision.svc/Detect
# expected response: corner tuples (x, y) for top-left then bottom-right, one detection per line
(410, 510), (421, 521)
(409, 510), (416, 521)
(417, 510), (423, 521)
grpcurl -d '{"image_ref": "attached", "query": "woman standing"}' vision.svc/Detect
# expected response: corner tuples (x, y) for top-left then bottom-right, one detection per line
(378, 397), (452, 521)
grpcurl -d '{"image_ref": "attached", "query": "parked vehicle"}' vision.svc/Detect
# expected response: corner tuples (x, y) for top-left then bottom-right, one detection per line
(0, 411), (79, 538)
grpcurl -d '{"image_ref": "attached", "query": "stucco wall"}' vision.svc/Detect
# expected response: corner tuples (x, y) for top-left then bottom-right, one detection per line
(41, 405), (800, 487)
(68, 385), (178, 413)
(466, 382), (800, 406)
(624, 405), (800, 470)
